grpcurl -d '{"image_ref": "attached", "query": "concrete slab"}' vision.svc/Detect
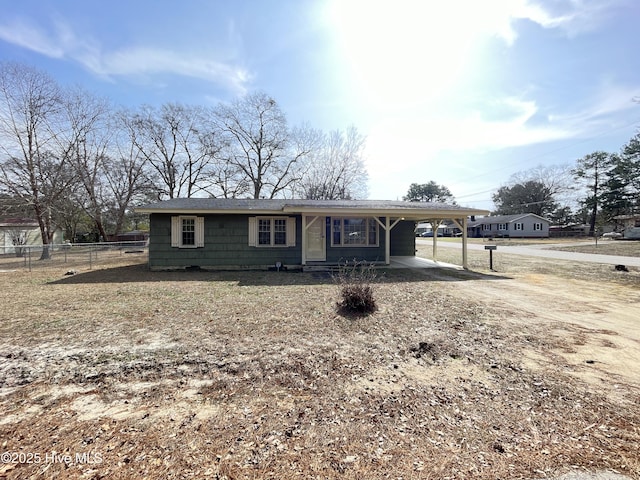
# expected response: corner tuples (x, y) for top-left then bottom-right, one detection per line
(389, 256), (461, 269)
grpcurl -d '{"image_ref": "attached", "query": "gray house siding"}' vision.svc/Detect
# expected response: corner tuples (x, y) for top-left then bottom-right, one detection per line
(148, 214), (415, 270)
(514, 220), (549, 238)
(390, 221), (416, 256)
(149, 213), (415, 270)
(148, 213), (302, 269)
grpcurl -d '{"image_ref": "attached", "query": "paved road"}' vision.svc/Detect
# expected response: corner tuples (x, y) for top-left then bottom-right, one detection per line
(417, 239), (640, 267)
(533, 472), (633, 480)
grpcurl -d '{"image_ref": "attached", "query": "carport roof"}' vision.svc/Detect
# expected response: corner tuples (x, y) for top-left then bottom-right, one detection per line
(136, 198), (489, 219)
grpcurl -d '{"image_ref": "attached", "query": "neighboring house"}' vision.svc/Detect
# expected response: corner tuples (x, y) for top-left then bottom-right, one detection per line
(416, 221), (461, 237)
(467, 213), (550, 238)
(613, 215), (640, 239)
(0, 218), (64, 255)
(136, 199), (489, 270)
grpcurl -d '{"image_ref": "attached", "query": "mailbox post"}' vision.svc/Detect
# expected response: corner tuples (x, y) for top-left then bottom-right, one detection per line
(484, 245), (497, 270)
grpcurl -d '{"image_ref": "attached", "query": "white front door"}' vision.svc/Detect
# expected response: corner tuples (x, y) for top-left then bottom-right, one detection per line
(305, 216), (326, 261)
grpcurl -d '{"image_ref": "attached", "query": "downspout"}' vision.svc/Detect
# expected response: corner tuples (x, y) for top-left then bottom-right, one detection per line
(385, 216), (390, 265)
(301, 215), (307, 266)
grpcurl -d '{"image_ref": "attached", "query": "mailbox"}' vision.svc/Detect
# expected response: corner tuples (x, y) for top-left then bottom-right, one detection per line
(484, 245), (497, 270)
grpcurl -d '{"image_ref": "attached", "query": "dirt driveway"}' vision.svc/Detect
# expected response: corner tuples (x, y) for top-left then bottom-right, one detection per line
(444, 269), (640, 394)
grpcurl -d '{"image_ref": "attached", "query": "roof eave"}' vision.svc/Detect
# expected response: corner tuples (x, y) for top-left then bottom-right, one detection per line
(135, 208), (286, 215)
(136, 206), (490, 218)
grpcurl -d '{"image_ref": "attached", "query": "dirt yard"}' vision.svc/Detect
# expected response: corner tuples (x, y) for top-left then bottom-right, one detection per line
(0, 253), (638, 479)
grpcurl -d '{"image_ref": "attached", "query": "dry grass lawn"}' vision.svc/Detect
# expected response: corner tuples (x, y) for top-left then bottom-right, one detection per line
(549, 240), (640, 257)
(0, 253), (639, 479)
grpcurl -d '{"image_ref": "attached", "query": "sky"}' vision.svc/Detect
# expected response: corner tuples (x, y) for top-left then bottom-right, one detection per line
(1, 0), (639, 210)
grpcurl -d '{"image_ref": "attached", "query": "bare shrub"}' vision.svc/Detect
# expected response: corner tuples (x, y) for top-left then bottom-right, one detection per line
(333, 260), (379, 316)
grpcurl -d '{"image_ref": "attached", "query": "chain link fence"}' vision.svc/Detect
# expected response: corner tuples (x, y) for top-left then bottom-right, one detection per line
(0, 242), (148, 272)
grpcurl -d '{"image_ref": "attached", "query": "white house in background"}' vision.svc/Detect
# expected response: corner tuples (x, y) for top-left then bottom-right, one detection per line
(415, 222), (459, 236)
(0, 218), (63, 255)
(467, 213), (550, 238)
(613, 214), (640, 239)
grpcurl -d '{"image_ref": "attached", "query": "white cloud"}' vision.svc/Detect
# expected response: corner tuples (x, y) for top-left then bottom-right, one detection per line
(520, 0), (628, 37)
(0, 19), (65, 57)
(365, 96), (573, 171)
(0, 17), (250, 94)
(549, 83), (640, 126)
(87, 47), (250, 94)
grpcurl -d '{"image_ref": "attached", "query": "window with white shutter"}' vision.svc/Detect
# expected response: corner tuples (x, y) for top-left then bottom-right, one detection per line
(171, 216), (204, 248)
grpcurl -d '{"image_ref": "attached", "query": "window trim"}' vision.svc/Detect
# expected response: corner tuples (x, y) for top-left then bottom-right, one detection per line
(514, 222), (524, 231)
(330, 217), (379, 247)
(497, 223), (507, 231)
(533, 222), (543, 231)
(248, 216), (296, 247)
(171, 215), (204, 248)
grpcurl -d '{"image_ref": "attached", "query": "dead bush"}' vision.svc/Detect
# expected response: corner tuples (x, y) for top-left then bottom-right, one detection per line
(333, 260), (379, 316)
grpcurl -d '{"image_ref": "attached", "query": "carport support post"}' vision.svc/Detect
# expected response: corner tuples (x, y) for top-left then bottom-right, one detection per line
(461, 217), (468, 269)
(431, 220), (442, 262)
(374, 216), (402, 265)
(451, 217), (469, 270)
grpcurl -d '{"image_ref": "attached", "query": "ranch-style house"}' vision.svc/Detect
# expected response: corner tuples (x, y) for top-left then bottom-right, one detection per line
(136, 199), (489, 270)
(467, 213), (550, 238)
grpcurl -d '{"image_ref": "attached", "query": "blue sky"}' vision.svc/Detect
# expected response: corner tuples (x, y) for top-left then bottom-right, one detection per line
(1, 0), (639, 209)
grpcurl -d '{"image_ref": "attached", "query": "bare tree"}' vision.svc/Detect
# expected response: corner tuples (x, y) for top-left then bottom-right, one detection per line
(295, 126), (368, 200)
(104, 110), (155, 235)
(62, 87), (113, 240)
(214, 92), (311, 199)
(510, 164), (575, 206)
(129, 103), (212, 198)
(0, 62), (73, 259)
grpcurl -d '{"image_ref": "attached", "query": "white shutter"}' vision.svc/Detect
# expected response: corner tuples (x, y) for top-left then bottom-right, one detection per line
(196, 217), (205, 247)
(248, 217), (257, 247)
(171, 216), (180, 247)
(287, 217), (296, 246)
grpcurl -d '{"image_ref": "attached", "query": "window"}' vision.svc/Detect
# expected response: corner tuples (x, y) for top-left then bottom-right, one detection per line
(498, 223), (507, 231)
(182, 217), (195, 246)
(482, 224), (491, 231)
(331, 217), (378, 247)
(171, 216), (204, 248)
(533, 222), (543, 231)
(514, 222), (524, 231)
(249, 217), (296, 247)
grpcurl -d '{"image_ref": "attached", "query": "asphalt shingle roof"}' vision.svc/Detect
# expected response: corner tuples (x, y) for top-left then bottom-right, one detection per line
(136, 198), (489, 217)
